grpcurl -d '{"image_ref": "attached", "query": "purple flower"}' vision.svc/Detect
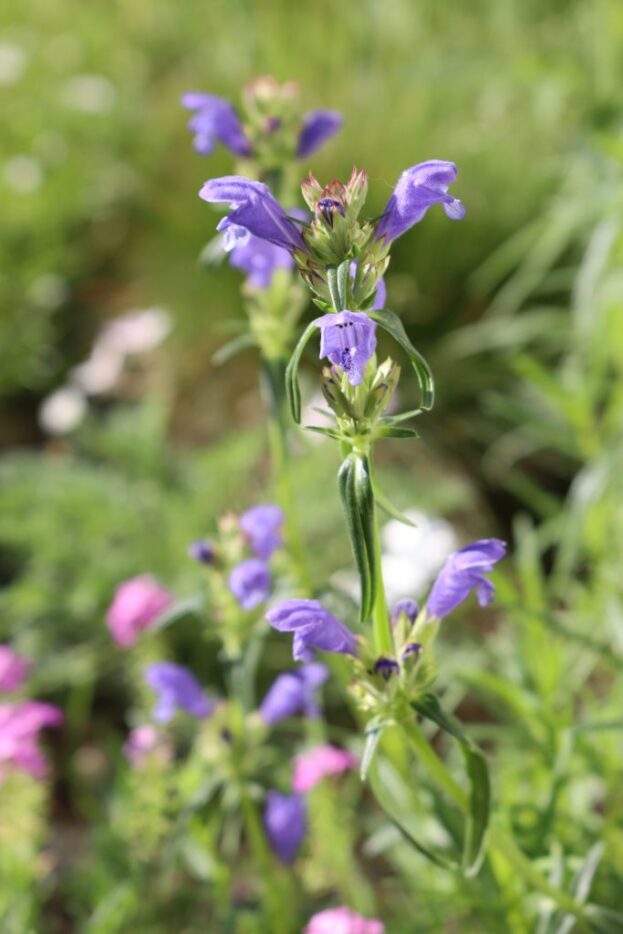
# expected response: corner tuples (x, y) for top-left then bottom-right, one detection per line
(426, 539), (506, 620)
(189, 540), (215, 565)
(181, 92), (251, 157)
(0, 647), (30, 694)
(228, 559), (271, 611)
(0, 701), (63, 781)
(199, 176), (306, 252)
(239, 504), (284, 559)
(297, 109), (343, 159)
(375, 160), (465, 243)
(263, 791), (307, 864)
(315, 311), (377, 387)
(373, 657), (400, 680)
(144, 662), (214, 723)
(266, 599), (357, 662)
(391, 598), (419, 625)
(229, 234), (293, 288)
(259, 663), (328, 726)
(401, 642), (421, 662)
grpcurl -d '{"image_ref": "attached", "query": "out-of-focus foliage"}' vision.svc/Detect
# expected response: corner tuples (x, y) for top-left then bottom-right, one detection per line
(2, 0), (623, 930)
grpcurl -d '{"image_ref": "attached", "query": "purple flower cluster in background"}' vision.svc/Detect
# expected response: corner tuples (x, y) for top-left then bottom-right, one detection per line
(266, 599), (357, 662)
(259, 663), (328, 725)
(426, 538), (506, 620)
(182, 91), (341, 161)
(240, 504), (284, 559)
(228, 558), (272, 611)
(263, 790), (307, 864)
(106, 575), (173, 648)
(144, 662), (215, 723)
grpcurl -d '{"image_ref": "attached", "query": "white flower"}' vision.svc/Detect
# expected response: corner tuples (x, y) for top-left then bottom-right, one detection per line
(99, 308), (172, 355)
(381, 510), (458, 605)
(39, 387), (87, 435)
(70, 345), (124, 395)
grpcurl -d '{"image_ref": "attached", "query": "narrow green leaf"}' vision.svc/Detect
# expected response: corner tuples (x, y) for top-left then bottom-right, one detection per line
(285, 319), (319, 423)
(411, 694), (491, 877)
(303, 425), (344, 442)
(337, 454), (376, 622)
(212, 333), (256, 366)
(373, 482), (416, 527)
(379, 426), (420, 439)
(360, 726), (385, 781)
(369, 308), (435, 411)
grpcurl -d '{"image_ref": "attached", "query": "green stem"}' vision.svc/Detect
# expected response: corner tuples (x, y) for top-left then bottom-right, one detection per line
(369, 456), (393, 655)
(400, 720), (594, 929)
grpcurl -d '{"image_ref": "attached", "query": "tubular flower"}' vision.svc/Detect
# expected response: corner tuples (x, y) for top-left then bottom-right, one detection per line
(292, 744), (357, 793)
(106, 575), (173, 649)
(199, 176), (306, 252)
(304, 906), (385, 934)
(266, 599), (357, 662)
(259, 663), (328, 726)
(426, 538), (507, 620)
(228, 559), (272, 611)
(263, 791), (307, 864)
(0, 646), (30, 693)
(297, 109), (343, 158)
(0, 701), (63, 781)
(315, 311), (377, 387)
(181, 92), (251, 157)
(390, 598), (419, 626)
(144, 662), (214, 723)
(375, 160), (465, 243)
(239, 503), (284, 559)
(228, 235), (293, 288)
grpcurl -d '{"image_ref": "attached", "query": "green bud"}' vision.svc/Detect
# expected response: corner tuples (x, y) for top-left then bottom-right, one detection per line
(364, 357), (401, 419)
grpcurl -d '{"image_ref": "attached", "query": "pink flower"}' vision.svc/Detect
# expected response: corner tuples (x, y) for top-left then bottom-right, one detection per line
(106, 575), (173, 648)
(0, 646), (30, 693)
(123, 725), (170, 768)
(305, 906), (384, 934)
(0, 701), (63, 781)
(292, 744), (357, 794)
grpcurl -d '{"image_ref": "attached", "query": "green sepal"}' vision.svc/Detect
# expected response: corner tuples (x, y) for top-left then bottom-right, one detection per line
(378, 426), (420, 440)
(411, 694), (491, 877)
(285, 319), (318, 423)
(326, 259), (351, 310)
(212, 333), (256, 366)
(303, 425), (344, 442)
(337, 452), (376, 622)
(368, 308), (435, 411)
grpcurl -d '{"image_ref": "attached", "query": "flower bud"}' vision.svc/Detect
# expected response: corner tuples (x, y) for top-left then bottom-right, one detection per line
(364, 358), (400, 419)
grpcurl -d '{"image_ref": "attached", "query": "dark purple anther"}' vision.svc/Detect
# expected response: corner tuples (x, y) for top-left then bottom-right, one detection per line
(264, 115), (282, 133)
(373, 657), (400, 681)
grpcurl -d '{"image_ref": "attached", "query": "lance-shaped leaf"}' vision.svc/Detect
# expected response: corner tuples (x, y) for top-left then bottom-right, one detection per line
(338, 453), (376, 622)
(285, 319), (319, 423)
(372, 480), (416, 527)
(411, 693), (491, 877)
(368, 308), (435, 412)
(212, 333), (256, 366)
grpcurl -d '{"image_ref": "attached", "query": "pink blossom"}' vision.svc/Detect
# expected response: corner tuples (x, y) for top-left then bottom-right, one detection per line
(0, 646), (30, 693)
(106, 575), (173, 648)
(0, 701), (63, 781)
(123, 724), (170, 768)
(292, 744), (357, 794)
(304, 906), (384, 934)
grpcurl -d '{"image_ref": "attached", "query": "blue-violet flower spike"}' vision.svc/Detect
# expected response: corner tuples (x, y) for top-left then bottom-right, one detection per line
(297, 109), (343, 158)
(228, 559), (272, 611)
(375, 160), (465, 243)
(228, 235), (293, 289)
(144, 662), (214, 723)
(426, 538), (507, 620)
(199, 176), (306, 252)
(266, 599), (357, 662)
(315, 312), (377, 387)
(259, 663), (328, 726)
(181, 93), (251, 157)
(239, 504), (284, 560)
(263, 791), (307, 864)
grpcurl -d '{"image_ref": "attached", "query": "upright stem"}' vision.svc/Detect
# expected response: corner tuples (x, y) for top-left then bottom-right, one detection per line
(399, 720), (594, 929)
(368, 456), (393, 656)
